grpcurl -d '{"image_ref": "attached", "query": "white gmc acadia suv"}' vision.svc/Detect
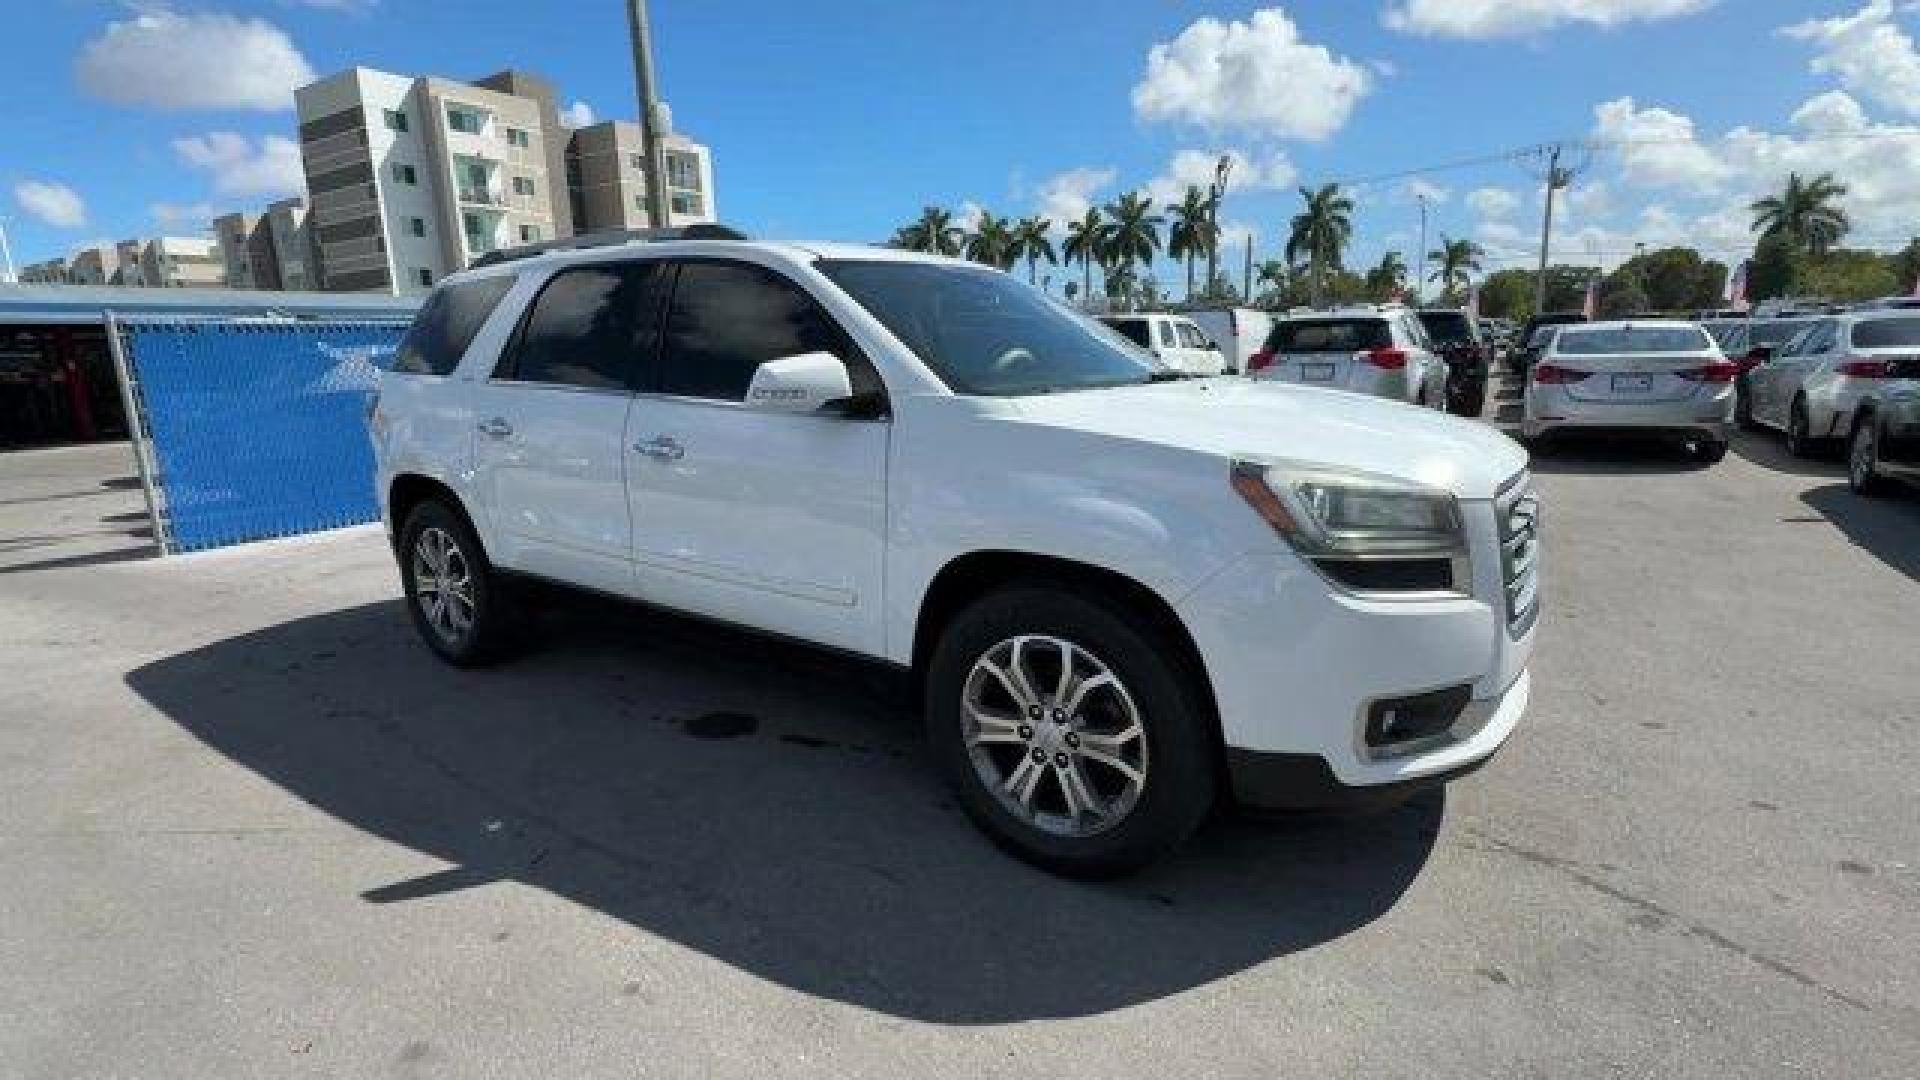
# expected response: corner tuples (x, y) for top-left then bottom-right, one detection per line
(371, 233), (1540, 876)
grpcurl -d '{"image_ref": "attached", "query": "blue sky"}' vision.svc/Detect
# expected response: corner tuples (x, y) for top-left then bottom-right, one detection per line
(10, 1), (1920, 288)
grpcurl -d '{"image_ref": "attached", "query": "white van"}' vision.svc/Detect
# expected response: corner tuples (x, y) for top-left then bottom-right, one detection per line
(1187, 308), (1274, 375)
(1097, 313), (1228, 375)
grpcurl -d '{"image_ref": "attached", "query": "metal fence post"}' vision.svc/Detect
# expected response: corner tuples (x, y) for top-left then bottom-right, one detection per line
(104, 312), (173, 556)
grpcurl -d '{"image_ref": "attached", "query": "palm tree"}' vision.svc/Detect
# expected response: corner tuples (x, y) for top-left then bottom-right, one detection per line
(1102, 192), (1164, 308)
(1426, 235), (1484, 300)
(1007, 215), (1057, 285)
(1167, 185), (1217, 301)
(965, 211), (1016, 270)
(1285, 184), (1355, 304)
(1366, 251), (1408, 300)
(1750, 172), (1851, 256)
(1063, 207), (1107, 304)
(896, 205), (963, 257)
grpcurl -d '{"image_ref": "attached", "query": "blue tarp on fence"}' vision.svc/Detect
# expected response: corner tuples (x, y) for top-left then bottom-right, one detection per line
(120, 320), (407, 552)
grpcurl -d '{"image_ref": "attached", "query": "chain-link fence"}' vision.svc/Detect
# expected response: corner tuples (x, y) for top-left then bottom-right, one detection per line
(109, 316), (410, 553)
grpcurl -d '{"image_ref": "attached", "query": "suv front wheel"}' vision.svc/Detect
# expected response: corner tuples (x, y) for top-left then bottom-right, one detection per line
(924, 587), (1216, 877)
(398, 500), (517, 666)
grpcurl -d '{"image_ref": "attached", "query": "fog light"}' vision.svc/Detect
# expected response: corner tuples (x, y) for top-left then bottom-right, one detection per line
(1365, 685), (1472, 748)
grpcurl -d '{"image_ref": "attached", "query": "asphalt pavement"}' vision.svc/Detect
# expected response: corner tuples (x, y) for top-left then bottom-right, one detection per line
(0, 426), (1915, 1078)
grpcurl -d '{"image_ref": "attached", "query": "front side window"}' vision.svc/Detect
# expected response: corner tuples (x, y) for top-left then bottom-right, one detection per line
(391, 275), (516, 376)
(502, 262), (668, 390)
(658, 261), (852, 401)
(1156, 320), (1177, 348)
(1176, 322), (1207, 348)
(819, 260), (1156, 397)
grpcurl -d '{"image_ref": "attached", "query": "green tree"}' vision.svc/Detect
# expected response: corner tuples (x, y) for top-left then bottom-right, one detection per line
(1598, 276), (1649, 317)
(964, 211), (1016, 270)
(1540, 264), (1600, 313)
(1603, 247), (1729, 312)
(1007, 215), (1057, 285)
(1166, 185), (1217, 301)
(1102, 192), (1164, 291)
(1478, 268), (1536, 321)
(1062, 207), (1107, 305)
(895, 205), (962, 256)
(1751, 172), (1850, 256)
(1286, 184), (1355, 304)
(1891, 237), (1920, 296)
(1800, 249), (1901, 302)
(1365, 251), (1408, 301)
(1427, 234), (1485, 302)
(1747, 231), (1803, 302)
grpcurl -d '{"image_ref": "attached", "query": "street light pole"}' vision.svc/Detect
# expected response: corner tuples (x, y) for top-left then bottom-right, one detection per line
(626, 0), (673, 230)
(0, 217), (17, 283)
(1414, 193), (1428, 305)
(1206, 154), (1233, 298)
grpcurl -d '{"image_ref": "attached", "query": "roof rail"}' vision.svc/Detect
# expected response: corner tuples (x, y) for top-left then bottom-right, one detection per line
(470, 222), (749, 268)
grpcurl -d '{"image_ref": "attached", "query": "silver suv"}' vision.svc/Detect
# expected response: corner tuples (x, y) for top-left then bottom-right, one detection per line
(1247, 305), (1449, 408)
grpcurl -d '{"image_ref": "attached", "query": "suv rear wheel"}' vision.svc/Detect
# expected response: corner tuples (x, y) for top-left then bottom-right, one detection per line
(924, 587), (1215, 878)
(398, 500), (517, 666)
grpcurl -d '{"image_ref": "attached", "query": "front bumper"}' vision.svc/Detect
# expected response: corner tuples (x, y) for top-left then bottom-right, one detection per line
(1174, 491), (1535, 807)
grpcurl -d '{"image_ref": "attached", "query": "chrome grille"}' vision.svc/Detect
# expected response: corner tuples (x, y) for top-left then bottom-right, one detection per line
(1497, 475), (1540, 635)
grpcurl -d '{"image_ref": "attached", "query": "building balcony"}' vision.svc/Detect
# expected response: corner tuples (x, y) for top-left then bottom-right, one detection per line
(457, 187), (509, 208)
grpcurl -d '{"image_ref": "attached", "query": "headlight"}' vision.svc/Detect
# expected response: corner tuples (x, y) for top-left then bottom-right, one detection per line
(1231, 460), (1464, 559)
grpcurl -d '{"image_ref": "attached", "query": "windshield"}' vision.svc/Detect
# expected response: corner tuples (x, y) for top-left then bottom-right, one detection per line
(819, 260), (1156, 395)
(1851, 317), (1920, 349)
(1416, 311), (1475, 345)
(1556, 324), (1711, 355)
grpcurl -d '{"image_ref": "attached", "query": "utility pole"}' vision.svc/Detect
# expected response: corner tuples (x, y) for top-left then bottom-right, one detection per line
(1205, 154), (1233, 297)
(1243, 232), (1253, 302)
(1525, 143), (1586, 316)
(1414, 193), (1429, 305)
(626, 0), (673, 230)
(0, 217), (16, 283)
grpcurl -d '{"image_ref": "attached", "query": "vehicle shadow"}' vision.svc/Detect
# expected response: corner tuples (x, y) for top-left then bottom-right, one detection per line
(125, 598), (1441, 1024)
(1802, 484), (1920, 583)
(1525, 436), (1710, 476)
(1730, 427), (1847, 480)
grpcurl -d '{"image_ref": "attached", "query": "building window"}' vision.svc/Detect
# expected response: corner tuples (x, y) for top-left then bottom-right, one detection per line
(446, 106), (482, 134)
(629, 153), (645, 170)
(383, 108), (409, 133)
(634, 194), (647, 213)
(511, 176), (535, 196)
(671, 190), (703, 216)
(391, 162), (417, 185)
(519, 224), (540, 243)
(667, 152), (700, 190)
(415, 267), (433, 288)
(408, 217), (426, 238)
(505, 127), (530, 148)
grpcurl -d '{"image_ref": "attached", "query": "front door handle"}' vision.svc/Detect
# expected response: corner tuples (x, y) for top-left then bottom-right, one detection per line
(634, 435), (685, 461)
(477, 416), (513, 439)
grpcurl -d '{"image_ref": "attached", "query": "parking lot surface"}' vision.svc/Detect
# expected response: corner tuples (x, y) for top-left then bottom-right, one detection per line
(0, 431), (1916, 1078)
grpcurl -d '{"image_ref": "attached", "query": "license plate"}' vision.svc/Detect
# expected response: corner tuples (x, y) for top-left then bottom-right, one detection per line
(1302, 363), (1336, 382)
(1612, 373), (1652, 393)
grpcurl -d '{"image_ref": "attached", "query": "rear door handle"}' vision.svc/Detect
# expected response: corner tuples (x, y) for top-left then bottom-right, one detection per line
(477, 417), (513, 439)
(634, 435), (684, 461)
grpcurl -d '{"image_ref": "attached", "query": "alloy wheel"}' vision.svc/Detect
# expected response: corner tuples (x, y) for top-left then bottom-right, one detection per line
(960, 635), (1148, 838)
(411, 526), (475, 645)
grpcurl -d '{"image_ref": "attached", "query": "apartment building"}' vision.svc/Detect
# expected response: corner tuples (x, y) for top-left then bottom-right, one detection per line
(19, 258), (70, 284)
(211, 199), (322, 290)
(567, 121), (717, 232)
(137, 237), (225, 288)
(295, 67), (566, 293)
(212, 211), (266, 288)
(112, 241), (146, 286)
(66, 245), (122, 286)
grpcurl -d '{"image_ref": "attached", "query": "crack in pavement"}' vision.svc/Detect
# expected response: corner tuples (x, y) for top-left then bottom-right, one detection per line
(1464, 826), (1871, 1013)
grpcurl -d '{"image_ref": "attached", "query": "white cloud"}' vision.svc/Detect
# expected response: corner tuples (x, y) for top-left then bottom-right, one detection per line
(956, 200), (986, 232)
(1791, 89), (1870, 133)
(287, 0), (378, 10)
(1400, 177), (1451, 205)
(1034, 167), (1117, 224)
(1592, 96), (1730, 188)
(1385, 0), (1715, 39)
(1145, 148), (1296, 206)
(14, 181), (87, 229)
(559, 100), (595, 128)
(1466, 186), (1520, 218)
(1781, 1), (1920, 120)
(172, 132), (306, 197)
(75, 6), (314, 111)
(151, 201), (221, 229)
(1131, 8), (1372, 141)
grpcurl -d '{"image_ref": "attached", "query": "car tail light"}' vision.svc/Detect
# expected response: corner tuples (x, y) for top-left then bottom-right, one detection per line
(1248, 348), (1275, 372)
(1676, 360), (1742, 383)
(1837, 358), (1892, 378)
(1532, 363), (1590, 384)
(1364, 347), (1408, 370)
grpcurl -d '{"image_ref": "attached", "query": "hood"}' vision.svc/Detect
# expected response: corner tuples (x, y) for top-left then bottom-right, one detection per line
(1005, 378), (1528, 500)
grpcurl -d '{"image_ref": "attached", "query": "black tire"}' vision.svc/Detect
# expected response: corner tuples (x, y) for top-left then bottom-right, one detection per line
(1455, 387), (1487, 419)
(1735, 380), (1759, 431)
(923, 586), (1217, 878)
(1849, 418), (1890, 496)
(1786, 398), (1817, 459)
(397, 500), (518, 667)
(1690, 438), (1728, 465)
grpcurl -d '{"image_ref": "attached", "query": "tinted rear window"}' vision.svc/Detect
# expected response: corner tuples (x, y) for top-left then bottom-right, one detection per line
(1104, 319), (1151, 348)
(1268, 319), (1390, 352)
(1851, 317), (1920, 349)
(1416, 311), (1474, 345)
(1748, 320), (1811, 346)
(391, 275), (515, 376)
(1555, 325), (1711, 355)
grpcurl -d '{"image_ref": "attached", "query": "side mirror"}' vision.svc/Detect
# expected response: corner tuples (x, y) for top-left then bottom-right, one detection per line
(745, 351), (854, 414)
